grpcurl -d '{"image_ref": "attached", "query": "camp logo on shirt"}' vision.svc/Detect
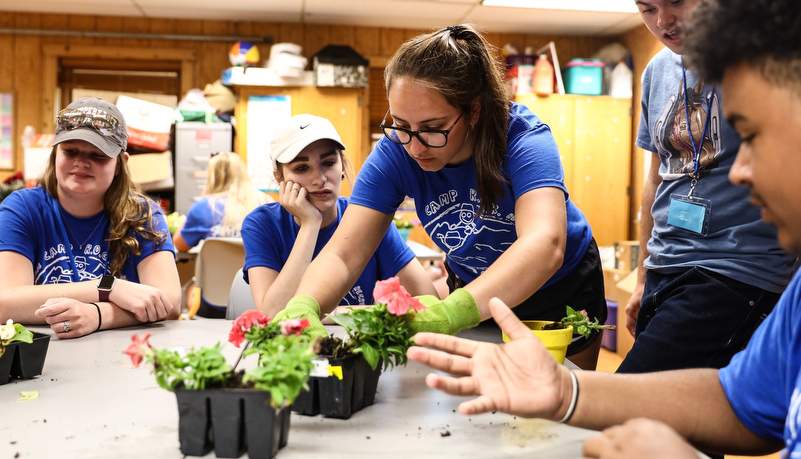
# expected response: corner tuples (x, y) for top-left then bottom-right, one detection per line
(341, 285), (366, 306)
(422, 188), (514, 277)
(35, 243), (108, 284)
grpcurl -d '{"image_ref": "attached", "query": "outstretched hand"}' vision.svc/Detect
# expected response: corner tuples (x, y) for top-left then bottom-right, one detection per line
(407, 297), (571, 419)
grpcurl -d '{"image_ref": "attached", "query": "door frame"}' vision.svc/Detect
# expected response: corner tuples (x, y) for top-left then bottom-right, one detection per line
(41, 44), (197, 133)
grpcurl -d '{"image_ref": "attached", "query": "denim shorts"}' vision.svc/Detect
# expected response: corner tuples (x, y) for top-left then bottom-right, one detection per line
(446, 239), (607, 356)
(616, 267), (782, 374)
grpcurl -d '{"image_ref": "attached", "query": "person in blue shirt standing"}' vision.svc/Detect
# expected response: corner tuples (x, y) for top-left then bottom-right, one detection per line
(408, 1), (801, 457)
(0, 97), (180, 338)
(242, 114), (436, 333)
(618, 0), (796, 374)
(280, 24), (607, 370)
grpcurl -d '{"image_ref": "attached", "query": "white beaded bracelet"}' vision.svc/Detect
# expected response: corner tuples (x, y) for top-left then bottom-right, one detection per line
(558, 369), (579, 424)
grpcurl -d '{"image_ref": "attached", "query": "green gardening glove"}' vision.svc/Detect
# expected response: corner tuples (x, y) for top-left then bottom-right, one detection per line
(410, 288), (481, 335)
(273, 295), (327, 337)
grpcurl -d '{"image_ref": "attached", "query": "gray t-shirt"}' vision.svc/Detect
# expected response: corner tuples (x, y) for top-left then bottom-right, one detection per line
(637, 47), (795, 292)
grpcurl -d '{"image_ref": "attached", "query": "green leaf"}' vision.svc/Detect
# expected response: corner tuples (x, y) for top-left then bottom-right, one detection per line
(11, 325), (33, 344)
(329, 313), (358, 331)
(361, 343), (380, 370)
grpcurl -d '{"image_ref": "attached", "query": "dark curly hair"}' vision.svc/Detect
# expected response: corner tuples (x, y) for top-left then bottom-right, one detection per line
(684, 0), (801, 89)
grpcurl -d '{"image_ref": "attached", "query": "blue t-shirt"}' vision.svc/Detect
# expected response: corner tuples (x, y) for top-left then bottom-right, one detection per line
(349, 102), (592, 288)
(0, 187), (174, 283)
(719, 270), (801, 455)
(181, 196), (226, 248)
(637, 48), (795, 292)
(241, 197), (415, 306)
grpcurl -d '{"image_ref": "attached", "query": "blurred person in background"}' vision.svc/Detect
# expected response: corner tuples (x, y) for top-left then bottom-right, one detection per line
(173, 151), (270, 317)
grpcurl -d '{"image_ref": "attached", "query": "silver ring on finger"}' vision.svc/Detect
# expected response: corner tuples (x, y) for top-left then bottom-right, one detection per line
(63, 321), (69, 332)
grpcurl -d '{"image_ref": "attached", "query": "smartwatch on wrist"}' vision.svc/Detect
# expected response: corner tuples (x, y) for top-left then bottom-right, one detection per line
(97, 275), (116, 302)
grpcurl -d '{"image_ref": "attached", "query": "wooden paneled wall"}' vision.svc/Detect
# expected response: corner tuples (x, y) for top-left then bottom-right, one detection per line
(0, 11), (621, 179)
(0, 12), (664, 242)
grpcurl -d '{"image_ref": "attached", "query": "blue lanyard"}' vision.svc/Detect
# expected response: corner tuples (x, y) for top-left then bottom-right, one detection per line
(681, 60), (716, 179)
(50, 197), (109, 282)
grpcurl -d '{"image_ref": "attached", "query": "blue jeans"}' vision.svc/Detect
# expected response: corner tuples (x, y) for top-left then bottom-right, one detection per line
(616, 267), (782, 374)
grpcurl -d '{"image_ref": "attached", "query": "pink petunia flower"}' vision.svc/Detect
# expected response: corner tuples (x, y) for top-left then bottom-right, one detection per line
(374, 276), (423, 315)
(124, 333), (153, 367)
(281, 319), (310, 337)
(409, 296), (424, 313)
(229, 309), (270, 347)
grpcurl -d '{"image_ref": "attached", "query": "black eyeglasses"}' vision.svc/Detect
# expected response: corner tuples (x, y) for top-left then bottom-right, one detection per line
(379, 110), (464, 148)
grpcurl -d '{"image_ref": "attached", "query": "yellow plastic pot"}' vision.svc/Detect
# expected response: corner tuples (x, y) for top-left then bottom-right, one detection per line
(502, 321), (573, 364)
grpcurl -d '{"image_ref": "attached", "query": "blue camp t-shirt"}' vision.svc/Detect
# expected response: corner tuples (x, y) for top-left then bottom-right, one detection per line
(349, 102), (592, 288)
(637, 48), (795, 292)
(180, 196), (226, 248)
(241, 197), (415, 306)
(0, 187), (174, 283)
(720, 270), (801, 455)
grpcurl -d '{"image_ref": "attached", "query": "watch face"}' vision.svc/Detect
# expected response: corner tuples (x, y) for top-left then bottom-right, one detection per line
(98, 275), (115, 290)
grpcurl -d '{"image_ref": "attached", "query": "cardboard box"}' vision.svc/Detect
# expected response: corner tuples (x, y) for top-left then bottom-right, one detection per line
(116, 95), (175, 151)
(614, 240), (640, 272)
(603, 266), (630, 298)
(602, 266), (638, 358)
(128, 151), (174, 191)
(609, 268), (638, 359)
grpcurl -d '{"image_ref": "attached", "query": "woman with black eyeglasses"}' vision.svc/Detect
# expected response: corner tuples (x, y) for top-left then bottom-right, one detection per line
(0, 97), (181, 338)
(280, 24), (607, 370)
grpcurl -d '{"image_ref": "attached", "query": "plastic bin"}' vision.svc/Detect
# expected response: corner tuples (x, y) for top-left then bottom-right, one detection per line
(601, 300), (617, 352)
(562, 59), (605, 95)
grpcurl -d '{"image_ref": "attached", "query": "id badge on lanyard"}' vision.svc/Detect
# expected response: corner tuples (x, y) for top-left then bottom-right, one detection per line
(668, 62), (714, 236)
(668, 188), (711, 235)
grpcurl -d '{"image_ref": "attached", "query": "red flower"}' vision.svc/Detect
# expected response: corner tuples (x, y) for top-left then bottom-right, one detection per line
(229, 309), (270, 347)
(374, 276), (423, 315)
(124, 333), (153, 367)
(3, 171), (23, 185)
(280, 318), (310, 337)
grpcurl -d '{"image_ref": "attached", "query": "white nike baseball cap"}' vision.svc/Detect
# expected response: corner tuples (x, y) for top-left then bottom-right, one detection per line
(270, 114), (346, 168)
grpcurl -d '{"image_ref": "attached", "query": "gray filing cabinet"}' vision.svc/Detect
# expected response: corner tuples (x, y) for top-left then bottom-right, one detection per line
(174, 122), (233, 215)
